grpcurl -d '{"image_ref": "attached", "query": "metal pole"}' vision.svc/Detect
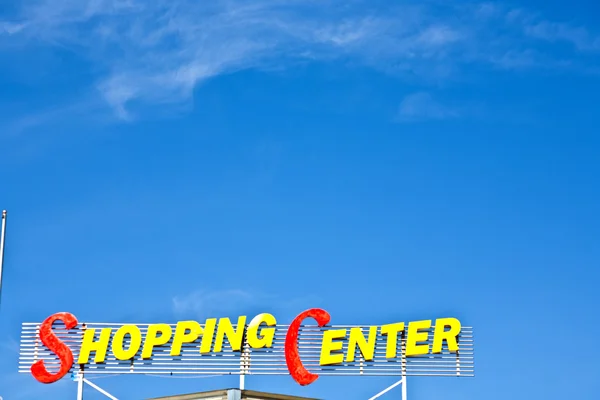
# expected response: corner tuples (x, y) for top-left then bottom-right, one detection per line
(239, 342), (248, 390)
(401, 331), (407, 400)
(367, 379), (404, 400)
(0, 210), (7, 306)
(83, 378), (119, 400)
(77, 373), (84, 400)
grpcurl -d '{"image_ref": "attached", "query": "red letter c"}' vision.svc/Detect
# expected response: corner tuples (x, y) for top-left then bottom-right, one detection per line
(31, 312), (78, 384)
(285, 308), (331, 386)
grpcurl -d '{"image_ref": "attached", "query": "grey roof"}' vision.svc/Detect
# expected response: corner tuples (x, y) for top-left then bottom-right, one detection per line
(146, 388), (320, 400)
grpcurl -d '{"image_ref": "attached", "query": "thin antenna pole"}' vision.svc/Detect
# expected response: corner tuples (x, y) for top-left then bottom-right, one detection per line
(0, 210), (7, 306)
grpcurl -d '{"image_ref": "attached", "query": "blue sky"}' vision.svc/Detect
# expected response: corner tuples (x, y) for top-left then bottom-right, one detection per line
(1, 0), (600, 398)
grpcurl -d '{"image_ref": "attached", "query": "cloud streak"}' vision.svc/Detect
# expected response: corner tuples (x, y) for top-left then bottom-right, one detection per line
(173, 289), (257, 318)
(2, 0), (599, 119)
(172, 288), (322, 320)
(397, 92), (458, 122)
(524, 21), (600, 52)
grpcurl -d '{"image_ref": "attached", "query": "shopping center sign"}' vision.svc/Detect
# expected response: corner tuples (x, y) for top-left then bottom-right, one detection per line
(19, 308), (474, 386)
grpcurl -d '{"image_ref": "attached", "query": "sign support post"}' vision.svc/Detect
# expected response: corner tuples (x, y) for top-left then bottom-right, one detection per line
(74, 371), (119, 400)
(368, 333), (409, 400)
(401, 335), (407, 400)
(76, 372), (83, 400)
(239, 349), (245, 390)
(239, 342), (250, 390)
(367, 378), (405, 400)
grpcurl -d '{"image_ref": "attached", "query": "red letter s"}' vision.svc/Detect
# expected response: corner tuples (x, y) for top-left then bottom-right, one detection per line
(285, 308), (330, 386)
(31, 312), (78, 384)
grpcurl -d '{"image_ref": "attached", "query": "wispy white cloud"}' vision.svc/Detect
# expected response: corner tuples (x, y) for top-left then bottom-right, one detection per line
(1, 1), (599, 119)
(0, 22), (25, 34)
(1, 98), (110, 135)
(397, 92), (458, 122)
(173, 289), (257, 318)
(172, 288), (322, 320)
(524, 21), (600, 52)
(500, 6), (600, 53)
